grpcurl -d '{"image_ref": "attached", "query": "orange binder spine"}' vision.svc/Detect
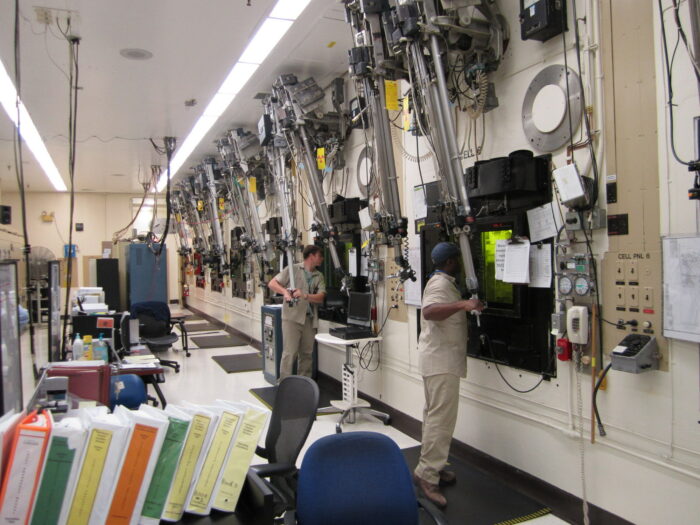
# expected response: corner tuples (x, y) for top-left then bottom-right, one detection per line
(0, 410), (52, 524)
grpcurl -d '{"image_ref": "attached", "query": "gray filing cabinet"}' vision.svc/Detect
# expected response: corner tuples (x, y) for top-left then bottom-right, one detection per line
(262, 305), (283, 385)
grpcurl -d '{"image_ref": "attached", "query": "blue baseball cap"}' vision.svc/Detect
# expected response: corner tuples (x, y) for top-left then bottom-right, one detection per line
(431, 242), (461, 265)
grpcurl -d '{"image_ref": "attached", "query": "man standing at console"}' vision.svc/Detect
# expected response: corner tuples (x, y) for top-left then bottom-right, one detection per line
(268, 245), (326, 380)
(413, 242), (484, 507)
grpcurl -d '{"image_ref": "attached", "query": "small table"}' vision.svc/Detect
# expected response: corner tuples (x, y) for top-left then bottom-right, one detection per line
(315, 333), (390, 433)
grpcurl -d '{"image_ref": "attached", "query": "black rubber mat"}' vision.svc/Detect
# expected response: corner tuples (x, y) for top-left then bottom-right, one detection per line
(186, 322), (225, 332)
(402, 446), (550, 525)
(191, 334), (250, 348)
(212, 353), (262, 373)
(249, 384), (341, 415)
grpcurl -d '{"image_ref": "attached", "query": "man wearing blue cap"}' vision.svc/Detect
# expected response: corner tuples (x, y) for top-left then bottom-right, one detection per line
(413, 241), (484, 507)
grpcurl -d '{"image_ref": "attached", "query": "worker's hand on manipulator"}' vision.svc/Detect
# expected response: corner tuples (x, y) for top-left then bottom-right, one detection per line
(291, 289), (304, 299)
(463, 299), (485, 313)
(283, 291), (294, 303)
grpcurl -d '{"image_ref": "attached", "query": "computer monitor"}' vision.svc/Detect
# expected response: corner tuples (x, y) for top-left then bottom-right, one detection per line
(347, 292), (371, 328)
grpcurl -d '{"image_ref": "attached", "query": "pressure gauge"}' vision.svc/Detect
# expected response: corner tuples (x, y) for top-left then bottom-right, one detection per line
(574, 276), (590, 296)
(558, 276), (573, 295)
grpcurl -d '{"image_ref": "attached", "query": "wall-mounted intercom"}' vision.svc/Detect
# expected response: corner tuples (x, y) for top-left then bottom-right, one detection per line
(567, 305), (589, 344)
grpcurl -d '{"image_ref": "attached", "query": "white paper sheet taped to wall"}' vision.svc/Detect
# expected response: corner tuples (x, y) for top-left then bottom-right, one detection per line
(662, 234), (700, 343)
(503, 240), (530, 284)
(526, 202), (562, 242)
(528, 243), (552, 288)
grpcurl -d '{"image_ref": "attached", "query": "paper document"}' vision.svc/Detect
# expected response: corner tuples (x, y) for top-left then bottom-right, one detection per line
(527, 203), (562, 242)
(528, 244), (552, 288)
(495, 240), (508, 281)
(413, 185), (428, 220)
(503, 241), (531, 284)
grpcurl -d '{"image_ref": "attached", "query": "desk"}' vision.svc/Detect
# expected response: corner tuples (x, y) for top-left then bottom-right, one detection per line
(315, 333), (390, 433)
(114, 362), (167, 407)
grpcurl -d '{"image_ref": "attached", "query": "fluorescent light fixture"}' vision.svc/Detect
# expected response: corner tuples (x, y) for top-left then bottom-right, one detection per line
(203, 92), (237, 118)
(239, 18), (293, 65)
(270, 0), (313, 20)
(0, 60), (67, 191)
(157, 0), (309, 192)
(219, 62), (259, 94)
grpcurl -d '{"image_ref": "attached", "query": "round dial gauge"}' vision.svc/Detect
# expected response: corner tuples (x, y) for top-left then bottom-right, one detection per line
(558, 276), (573, 295)
(574, 276), (590, 296)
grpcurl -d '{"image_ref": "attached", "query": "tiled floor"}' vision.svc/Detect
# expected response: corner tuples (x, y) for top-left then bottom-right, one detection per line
(19, 316), (567, 524)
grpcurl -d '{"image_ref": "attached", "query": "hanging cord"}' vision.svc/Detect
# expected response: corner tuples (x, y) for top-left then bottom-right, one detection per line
(575, 348), (591, 525)
(60, 27), (80, 361)
(593, 362), (612, 436)
(152, 137), (176, 257)
(657, 0), (699, 168)
(12, 0), (39, 378)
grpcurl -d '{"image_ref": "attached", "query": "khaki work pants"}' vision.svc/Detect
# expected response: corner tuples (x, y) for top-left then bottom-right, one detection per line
(414, 373), (460, 485)
(280, 317), (315, 380)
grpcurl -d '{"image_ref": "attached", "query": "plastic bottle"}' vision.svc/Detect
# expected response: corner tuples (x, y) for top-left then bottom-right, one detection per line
(73, 333), (84, 360)
(93, 333), (109, 362)
(83, 335), (93, 360)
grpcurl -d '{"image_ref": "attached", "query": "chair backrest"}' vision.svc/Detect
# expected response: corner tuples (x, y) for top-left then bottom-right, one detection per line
(296, 432), (418, 525)
(131, 301), (171, 337)
(110, 374), (147, 409)
(264, 375), (319, 466)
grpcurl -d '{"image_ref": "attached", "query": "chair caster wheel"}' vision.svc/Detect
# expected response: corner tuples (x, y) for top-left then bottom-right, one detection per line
(383, 418), (391, 426)
(335, 425), (342, 434)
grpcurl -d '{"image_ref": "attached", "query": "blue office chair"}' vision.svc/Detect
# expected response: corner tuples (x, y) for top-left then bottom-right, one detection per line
(295, 431), (447, 525)
(109, 374), (147, 409)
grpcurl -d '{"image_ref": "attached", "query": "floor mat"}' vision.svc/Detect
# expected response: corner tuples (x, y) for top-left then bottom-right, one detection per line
(185, 322), (224, 332)
(249, 384), (342, 415)
(191, 334), (250, 348)
(212, 353), (262, 373)
(402, 446), (550, 525)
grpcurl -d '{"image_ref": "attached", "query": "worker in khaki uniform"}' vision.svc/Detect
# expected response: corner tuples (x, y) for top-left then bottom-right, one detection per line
(268, 245), (326, 380)
(413, 242), (484, 508)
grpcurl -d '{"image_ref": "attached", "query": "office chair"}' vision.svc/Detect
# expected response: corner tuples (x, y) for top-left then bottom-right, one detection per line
(295, 432), (447, 525)
(109, 374), (148, 409)
(130, 301), (190, 372)
(250, 375), (319, 519)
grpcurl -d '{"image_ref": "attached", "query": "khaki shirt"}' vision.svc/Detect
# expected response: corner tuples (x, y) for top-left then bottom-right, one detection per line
(417, 272), (468, 378)
(274, 263), (326, 327)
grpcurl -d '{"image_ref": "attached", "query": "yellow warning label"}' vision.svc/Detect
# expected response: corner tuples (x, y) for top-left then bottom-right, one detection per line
(316, 148), (326, 170)
(384, 79), (399, 111)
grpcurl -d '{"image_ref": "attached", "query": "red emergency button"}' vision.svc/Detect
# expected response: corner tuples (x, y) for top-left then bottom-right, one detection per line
(643, 309), (654, 314)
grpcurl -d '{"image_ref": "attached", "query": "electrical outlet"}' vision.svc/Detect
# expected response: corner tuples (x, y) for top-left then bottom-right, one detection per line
(615, 286), (626, 307)
(34, 6), (52, 25)
(615, 261), (625, 282)
(625, 260), (639, 283)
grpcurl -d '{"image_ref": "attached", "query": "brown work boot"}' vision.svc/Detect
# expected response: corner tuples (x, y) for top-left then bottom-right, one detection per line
(413, 473), (447, 508)
(439, 469), (457, 486)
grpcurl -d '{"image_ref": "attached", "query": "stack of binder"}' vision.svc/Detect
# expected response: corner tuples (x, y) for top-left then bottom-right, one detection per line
(0, 401), (269, 525)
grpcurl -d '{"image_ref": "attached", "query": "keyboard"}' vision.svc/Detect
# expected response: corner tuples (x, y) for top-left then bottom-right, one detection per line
(329, 326), (375, 340)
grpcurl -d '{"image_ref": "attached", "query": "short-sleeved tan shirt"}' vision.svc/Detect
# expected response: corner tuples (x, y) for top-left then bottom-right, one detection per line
(417, 271), (468, 378)
(274, 263), (326, 327)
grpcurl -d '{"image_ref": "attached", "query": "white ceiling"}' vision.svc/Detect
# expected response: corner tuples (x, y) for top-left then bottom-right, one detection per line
(0, 0), (351, 193)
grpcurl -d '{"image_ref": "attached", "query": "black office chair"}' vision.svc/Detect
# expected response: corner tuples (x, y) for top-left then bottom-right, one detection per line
(295, 432), (447, 525)
(250, 375), (319, 519)
(130, 301), (190, 373)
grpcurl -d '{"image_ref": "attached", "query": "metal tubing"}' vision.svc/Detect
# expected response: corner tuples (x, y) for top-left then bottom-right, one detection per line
(429, 35), (472, 216)
(204, 163), (225, 262)
(271, 148), (297, 292)
(372, 78), (403, 219)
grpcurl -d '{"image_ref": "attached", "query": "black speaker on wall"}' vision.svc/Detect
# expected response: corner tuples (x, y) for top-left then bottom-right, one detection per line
(96, 258), (120, 312)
